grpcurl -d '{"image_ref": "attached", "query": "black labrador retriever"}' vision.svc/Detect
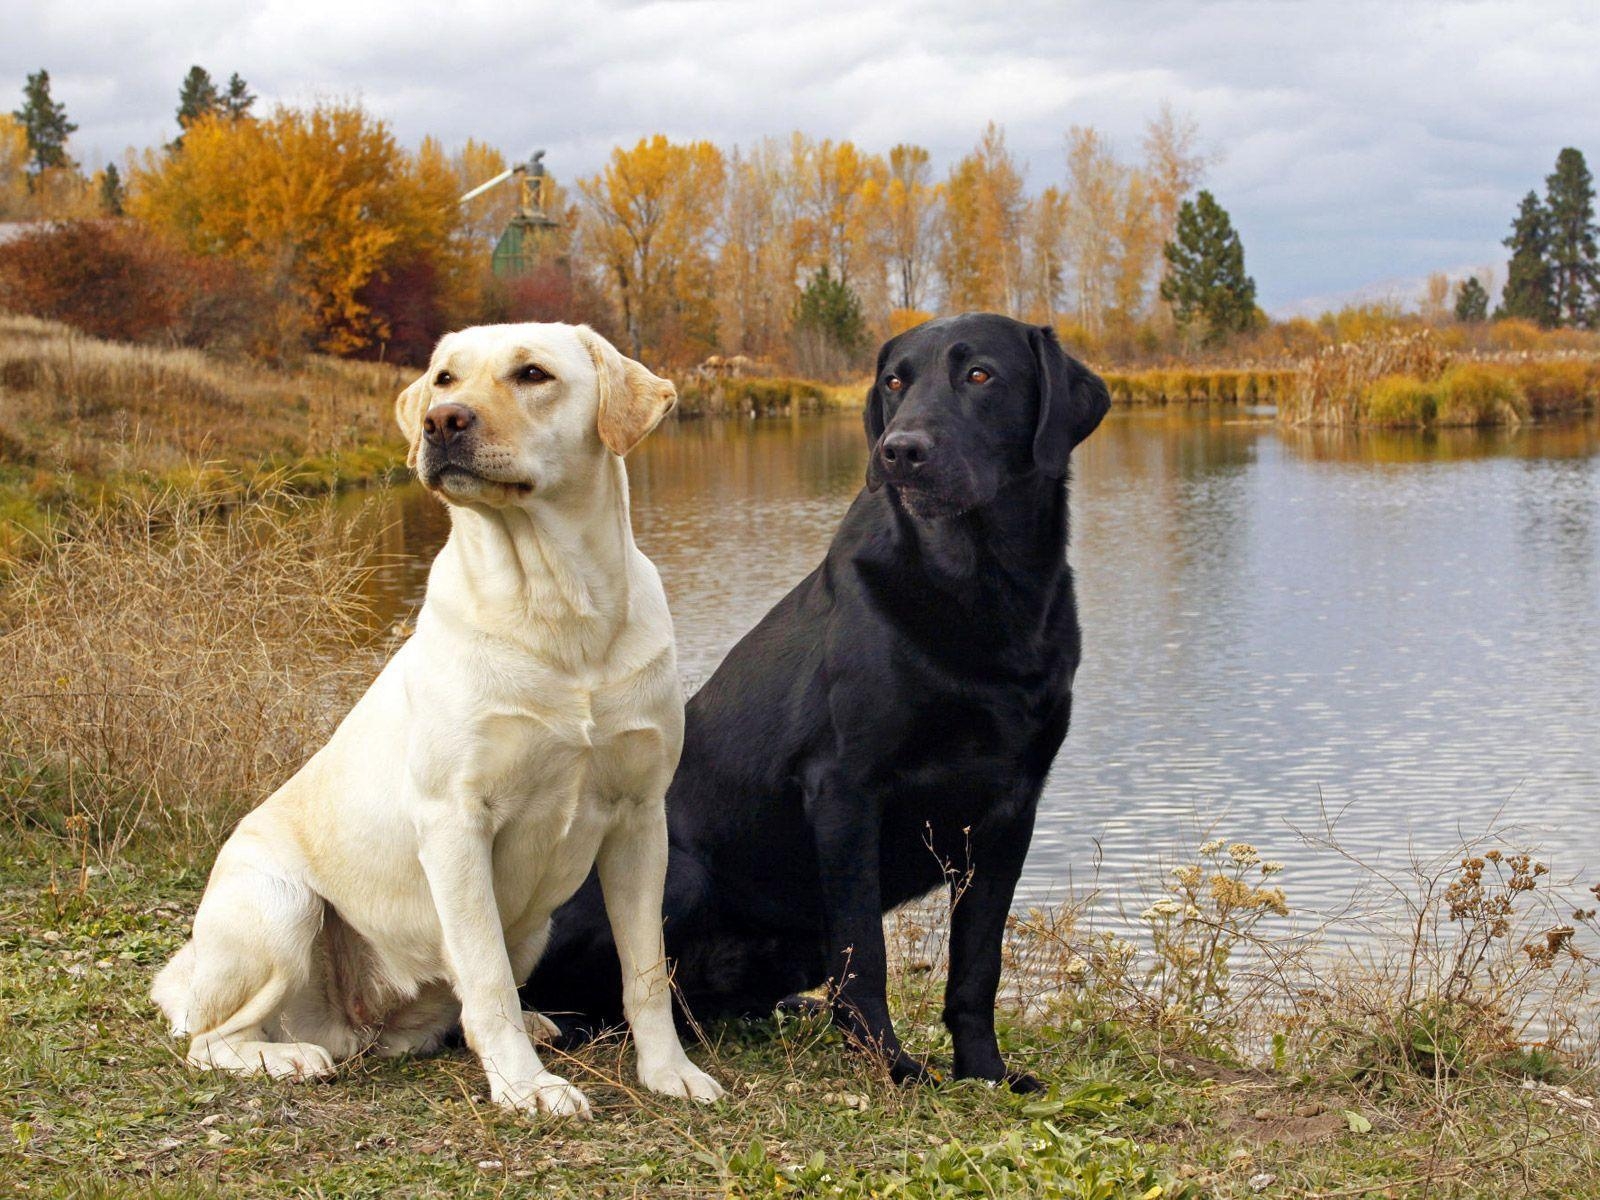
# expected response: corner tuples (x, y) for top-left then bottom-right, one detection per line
(525, 312), (1108, 1089)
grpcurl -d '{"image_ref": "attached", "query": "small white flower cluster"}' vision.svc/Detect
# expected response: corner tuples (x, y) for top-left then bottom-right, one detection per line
(1141, 897), (1184, 921)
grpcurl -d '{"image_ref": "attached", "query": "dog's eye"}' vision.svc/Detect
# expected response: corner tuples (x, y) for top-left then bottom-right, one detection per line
(884, 375), (904, 392)
(516, 363), (551, 384)
(966, 367), (991, 385)
(433, 370), (453, 387)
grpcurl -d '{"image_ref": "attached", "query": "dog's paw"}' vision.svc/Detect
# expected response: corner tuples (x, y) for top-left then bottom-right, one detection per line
(638, 1056), (725, 1103)
(520, 1010), (561, 1044)
(193, 1040), (336, 1080)
(888, 1052), (941, 1086)
(1003, 1069), (1044, 1094)
(492, 1072), (593, 1118)
(774, 994), (827, 1019)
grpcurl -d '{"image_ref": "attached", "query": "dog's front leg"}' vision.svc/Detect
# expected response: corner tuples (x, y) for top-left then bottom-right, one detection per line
(809, 783), (931, 1084)
(415, 802), (591, 1117)
(596, 805), (723, 1102)
(944, 810), (1040, 1092)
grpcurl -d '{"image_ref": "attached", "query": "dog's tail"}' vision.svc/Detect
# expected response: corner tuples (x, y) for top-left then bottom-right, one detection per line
(150, 941), (199, 1036)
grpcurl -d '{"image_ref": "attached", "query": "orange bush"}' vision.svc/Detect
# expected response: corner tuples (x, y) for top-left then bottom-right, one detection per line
(0, 220), (268, 349)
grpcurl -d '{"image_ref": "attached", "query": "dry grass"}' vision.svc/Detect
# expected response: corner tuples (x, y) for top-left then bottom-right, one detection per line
(1, 488), (1597, 1192)
(0, 313), (410, 557)
(1102, 367), (1299, 406)
(1280, 329), (1451, 426)
(0, 484), (383, 866)
(1280, 327), (1600, 428)
(673, 375), (838, 418)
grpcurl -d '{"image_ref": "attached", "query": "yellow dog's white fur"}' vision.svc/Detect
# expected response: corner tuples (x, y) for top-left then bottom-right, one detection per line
(152, 323), (722, 1116)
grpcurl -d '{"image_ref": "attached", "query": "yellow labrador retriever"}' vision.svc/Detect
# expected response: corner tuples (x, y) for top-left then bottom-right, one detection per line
(152, 323), (722, 1116)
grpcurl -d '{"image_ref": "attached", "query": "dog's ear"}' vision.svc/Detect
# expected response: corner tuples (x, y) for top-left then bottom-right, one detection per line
(862, 335), (898, 491)
(577, 326), (677, 456)
(1029, 325), (1110, 476)
(395, 375), (430, 470)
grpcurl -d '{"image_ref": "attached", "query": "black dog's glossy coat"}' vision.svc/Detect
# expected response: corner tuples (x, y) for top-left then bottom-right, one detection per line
(524, 313), (1109, 1087)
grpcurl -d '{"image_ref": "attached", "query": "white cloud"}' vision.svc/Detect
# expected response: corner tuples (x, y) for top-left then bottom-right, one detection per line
(4, 0), (1597, 310)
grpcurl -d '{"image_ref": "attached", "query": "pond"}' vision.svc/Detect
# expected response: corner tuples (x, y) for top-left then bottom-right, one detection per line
(357, 408), (1600, 928)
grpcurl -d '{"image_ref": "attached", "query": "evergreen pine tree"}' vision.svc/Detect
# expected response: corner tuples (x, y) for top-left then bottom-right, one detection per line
(794, 265), (866, 356)
(12, 69), (77, 176)
(98, 162), (124, 215)
(1158, 190), (1257, 345)
(221, 73), (256, 120)
(176, 66), (220, 134)
(1453, 276), (1488, 322)
(1544, 147), (1599, 328)
(1498, 191), (1556, 325)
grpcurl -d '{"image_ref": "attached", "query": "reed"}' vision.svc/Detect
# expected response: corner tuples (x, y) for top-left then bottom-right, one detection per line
(1101, 366), (1299, 405)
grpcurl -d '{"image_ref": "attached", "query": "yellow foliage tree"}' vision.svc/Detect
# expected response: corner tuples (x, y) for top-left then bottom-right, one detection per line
(578, 134), (725, 364)
(883, 144), (940, 313)
(940, 123), (1028, 316)
(130, 102), (465, 355)
(0, 116), (31, 219)
(1063, 125), (1123, 334)
(795, 138), (887, 288)
(717, 138), (802, 358)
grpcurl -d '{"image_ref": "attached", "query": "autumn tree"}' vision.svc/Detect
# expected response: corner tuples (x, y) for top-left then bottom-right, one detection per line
(795, 138), (886, 288)
(883, 144), (940, 313)
(1111, 168), (1163, 326)
(1160, 190), (1257, 345)
(1544, 147), (1598, 328)
(1498, 191), (1554, 325)
(1142, 103), (1207, 316)
(717, 138), (802, 358)
(578, 134), (725, 363)
(0, 116), (30, 218)
(1062, 126), (1122, 332)
(1420, 271), (1452, 323)
(939, 123), (1027, 315)
(1453, 275), (1488, 322)
(132, 102), (471, 356)
(1022, 186), (1068, 325)
(453, 140), (519, 247)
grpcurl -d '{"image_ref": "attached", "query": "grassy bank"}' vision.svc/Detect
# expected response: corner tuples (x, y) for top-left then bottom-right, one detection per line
(0, 315), (410, 558)
(673, 375), (864, 418)
(4, 486), (1599, 1197)
(675, 368), (1302, 419)
(1102, 368), (1299, 407)
(1279, 331), (1600, 428)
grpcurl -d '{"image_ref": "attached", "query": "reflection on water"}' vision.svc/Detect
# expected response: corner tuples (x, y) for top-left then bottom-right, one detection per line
(356, 410), (1600, 922)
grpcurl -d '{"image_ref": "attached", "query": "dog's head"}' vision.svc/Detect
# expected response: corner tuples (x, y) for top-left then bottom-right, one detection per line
(395, 323), (676, 508)
(862, 313), (1109, 519)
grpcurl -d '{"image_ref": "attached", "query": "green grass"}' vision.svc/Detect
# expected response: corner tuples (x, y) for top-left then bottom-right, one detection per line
(4, 849), (1598, 1199)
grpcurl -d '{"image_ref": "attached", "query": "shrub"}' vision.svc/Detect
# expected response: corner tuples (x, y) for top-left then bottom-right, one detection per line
(0, 219), (270, 351)
(1435, 364), (1527, 426)
(1513, 358), (1600, 415)
(1364, 374), (1439, 426)
(1284, 328), (1450, 425)
(674, 375), (828, 417)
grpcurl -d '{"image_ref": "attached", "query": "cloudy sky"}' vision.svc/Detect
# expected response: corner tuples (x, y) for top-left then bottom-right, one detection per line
(8, 0), (1599, 312)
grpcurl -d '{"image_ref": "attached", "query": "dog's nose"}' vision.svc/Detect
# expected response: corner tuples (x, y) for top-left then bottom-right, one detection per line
(879, 430), (933, 480)
(423, 404), (477, 447)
